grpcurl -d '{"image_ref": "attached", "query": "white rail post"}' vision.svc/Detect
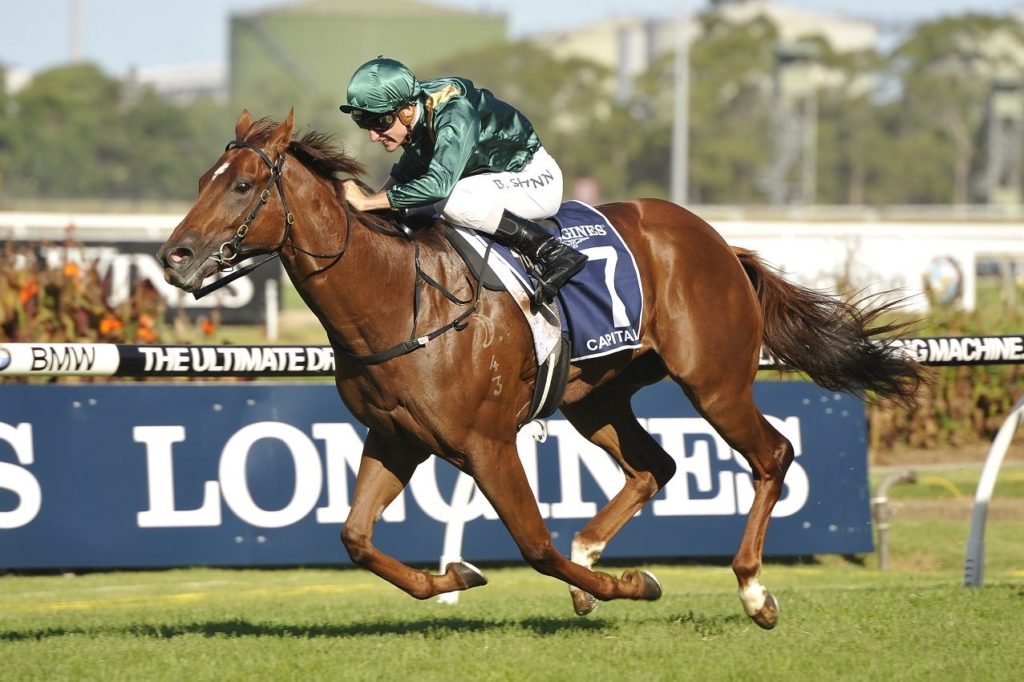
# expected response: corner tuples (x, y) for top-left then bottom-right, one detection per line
(435, 471), (478, 605)
(964, 394), (1024, 587)
(265, 279), (279, 342)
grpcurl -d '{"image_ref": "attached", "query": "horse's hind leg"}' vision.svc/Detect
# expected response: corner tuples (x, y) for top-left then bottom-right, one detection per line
(342, 429), (487, 599)
(467, 440), (662, 605)
(559, 384), (677, 615)
(679, 380), (793, 630)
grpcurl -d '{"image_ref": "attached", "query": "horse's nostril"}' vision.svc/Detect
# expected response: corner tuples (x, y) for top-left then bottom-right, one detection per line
(168, 247), (193, 267)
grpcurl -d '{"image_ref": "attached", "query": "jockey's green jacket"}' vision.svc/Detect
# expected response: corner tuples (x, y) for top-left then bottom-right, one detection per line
(386, 77), (541, 209)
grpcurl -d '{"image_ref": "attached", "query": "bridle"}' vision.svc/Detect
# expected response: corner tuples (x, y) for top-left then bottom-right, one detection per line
(195, 137), (483, 365)
(211, 139), (295, 270)
(193, 138), (352, 299)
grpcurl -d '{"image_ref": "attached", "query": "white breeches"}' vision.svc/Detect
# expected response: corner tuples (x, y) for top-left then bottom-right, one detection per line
(437, 147), (563, 234)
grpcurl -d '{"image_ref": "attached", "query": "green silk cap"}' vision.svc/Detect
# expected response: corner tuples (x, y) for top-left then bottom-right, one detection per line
(340, 57), (420, 114)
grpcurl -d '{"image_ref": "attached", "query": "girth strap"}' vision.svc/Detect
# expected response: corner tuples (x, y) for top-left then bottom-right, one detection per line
(335, 238), (490, 365)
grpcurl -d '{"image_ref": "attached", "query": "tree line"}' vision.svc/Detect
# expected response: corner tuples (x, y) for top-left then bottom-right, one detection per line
(2, 10), (1023, 207)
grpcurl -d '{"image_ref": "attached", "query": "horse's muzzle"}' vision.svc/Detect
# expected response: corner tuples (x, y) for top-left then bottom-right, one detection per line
(158, 242), (213, 292)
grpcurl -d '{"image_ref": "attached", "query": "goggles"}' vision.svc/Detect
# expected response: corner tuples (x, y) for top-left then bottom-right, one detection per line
(349, 109), (396, 133)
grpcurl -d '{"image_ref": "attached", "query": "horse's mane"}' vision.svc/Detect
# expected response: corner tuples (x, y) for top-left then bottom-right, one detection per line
(245, 116), (366, 182)
(245, 116), (424, 234)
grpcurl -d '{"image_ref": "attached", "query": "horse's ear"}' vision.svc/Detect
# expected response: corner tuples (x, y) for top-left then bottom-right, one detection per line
(234, 109), (253, 141)
(267, 108), (295, 155)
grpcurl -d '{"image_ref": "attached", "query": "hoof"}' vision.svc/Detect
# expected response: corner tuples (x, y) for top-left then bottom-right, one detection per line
(447, 561), (487, 590)
(623, 569), (663, 602)
(570, 586), (598, 616)
(749, 591), (780, 630)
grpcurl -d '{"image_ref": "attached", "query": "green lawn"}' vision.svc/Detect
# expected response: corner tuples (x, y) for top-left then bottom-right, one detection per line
(2, 465), (1022, 682)
(870, 462), (1024, 501)
(1, 561), (1020, 681)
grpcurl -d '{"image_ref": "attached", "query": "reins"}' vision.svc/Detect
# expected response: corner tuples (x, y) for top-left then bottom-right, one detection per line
(197, 138), (483, 365)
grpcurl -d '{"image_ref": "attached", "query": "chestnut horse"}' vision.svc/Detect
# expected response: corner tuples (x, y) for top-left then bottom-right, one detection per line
(158, 111), (922, 629)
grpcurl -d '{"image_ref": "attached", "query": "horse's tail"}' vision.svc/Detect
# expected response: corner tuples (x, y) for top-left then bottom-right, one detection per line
(734, 247), (926, 406)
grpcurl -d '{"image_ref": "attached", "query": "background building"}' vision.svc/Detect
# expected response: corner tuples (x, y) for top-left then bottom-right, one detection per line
(228, 0), (506, 129)
(529, 0), (880, 103)
(128, 63), (228, 103)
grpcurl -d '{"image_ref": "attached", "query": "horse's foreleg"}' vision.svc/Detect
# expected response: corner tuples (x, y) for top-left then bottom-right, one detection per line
(565, 478), (662, 616)
(561, 394), (676, 615)
(342, 431), (487, 599)
(469, 443), (662, 605)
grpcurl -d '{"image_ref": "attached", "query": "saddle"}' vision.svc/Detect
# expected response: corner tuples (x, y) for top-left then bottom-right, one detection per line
(442, 201), (645, 423)
(446, 220), (572, 424)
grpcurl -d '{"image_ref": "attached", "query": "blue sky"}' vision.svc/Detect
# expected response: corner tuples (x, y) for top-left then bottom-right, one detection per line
(1, 0), (1022, 74)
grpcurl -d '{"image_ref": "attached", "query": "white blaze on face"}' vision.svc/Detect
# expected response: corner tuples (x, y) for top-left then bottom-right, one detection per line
(211, 162), (230, 180)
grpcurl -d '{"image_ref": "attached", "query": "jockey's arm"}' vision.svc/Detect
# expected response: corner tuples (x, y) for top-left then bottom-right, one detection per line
(385, 103), (480, 209)
(342, 180), (393, 212)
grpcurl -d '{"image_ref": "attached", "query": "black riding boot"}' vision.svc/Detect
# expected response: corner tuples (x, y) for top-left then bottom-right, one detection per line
(493, 211), (588, 305)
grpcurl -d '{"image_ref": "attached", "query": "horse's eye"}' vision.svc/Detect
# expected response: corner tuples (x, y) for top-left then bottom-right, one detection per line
(234, 181), (253, 194)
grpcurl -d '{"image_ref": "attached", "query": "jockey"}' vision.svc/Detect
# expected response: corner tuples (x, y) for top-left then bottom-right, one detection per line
(339, 56), (587, 305)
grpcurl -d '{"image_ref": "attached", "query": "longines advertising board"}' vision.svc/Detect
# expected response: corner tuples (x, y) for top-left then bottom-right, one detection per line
(0, 381), (871, 569)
